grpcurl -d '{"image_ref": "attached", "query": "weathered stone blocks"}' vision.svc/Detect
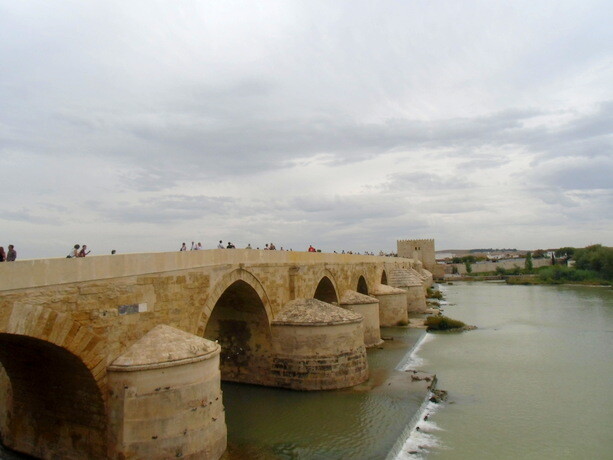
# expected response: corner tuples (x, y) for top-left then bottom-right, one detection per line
(107, 325), (226, 460)
(339, 290), (383, 347)
(388, 268), (428, 314)
(371, 283), (410, 326)
(270, 298), (368, 390)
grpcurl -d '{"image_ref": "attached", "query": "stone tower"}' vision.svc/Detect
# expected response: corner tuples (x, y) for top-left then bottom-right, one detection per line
(397, 238), (436, 272)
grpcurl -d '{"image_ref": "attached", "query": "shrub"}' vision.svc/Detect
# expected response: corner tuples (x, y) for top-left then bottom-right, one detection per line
(425, 315), (466, 331)
(573, 245), (613, 279)
(495, 266), (507, 275)
(537, 265), (608, 283)
(426, 287), (443, 299)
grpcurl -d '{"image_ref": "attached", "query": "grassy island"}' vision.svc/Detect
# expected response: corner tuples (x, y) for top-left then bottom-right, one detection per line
(425, 315), (468, 332)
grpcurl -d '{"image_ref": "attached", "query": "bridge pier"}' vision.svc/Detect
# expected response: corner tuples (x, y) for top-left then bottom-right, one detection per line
(371, 284), (410, 326)
(270, 299), (369, 390)
(107, 325), (226, 460)
(339, 290), (384, 347)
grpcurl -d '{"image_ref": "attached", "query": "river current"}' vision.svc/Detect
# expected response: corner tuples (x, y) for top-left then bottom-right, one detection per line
(396, 281), (613, 459)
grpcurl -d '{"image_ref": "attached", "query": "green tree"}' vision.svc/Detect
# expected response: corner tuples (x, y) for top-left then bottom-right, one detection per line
(465, 261), (472, 274)
(574, 245), (613, 279)
(555, 247), (576, 258)
(525, 252), (533, 272)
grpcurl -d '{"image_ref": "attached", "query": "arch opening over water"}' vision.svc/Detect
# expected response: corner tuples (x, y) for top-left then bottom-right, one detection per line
(313, 276), (338, 304)
(357, 276), (369, 295)
(204, 280), (273, 386)
(0, 334), (106, 459)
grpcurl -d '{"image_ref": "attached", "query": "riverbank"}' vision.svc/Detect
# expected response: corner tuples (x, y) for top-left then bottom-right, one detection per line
(442, 275), (611, 286)
(505, 274), (611, 286)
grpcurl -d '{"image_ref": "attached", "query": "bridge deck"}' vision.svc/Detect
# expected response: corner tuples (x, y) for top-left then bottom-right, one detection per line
(0, 250), (404, 292)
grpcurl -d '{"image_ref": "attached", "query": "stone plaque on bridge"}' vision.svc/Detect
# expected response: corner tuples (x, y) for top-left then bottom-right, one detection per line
(118, 303), (147, 315)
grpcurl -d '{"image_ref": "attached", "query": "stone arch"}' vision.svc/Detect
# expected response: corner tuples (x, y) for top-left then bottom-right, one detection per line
(197, 268), (273, 336)
(0, 305), (107, 459)
(313, 273), (339, 304)
(381, 269), (388, 285)
(197, 269), (274, 386)
(357, 275), (369, 295)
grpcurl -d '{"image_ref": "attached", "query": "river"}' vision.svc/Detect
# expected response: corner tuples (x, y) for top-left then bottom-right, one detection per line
(396, 281), (613, 459)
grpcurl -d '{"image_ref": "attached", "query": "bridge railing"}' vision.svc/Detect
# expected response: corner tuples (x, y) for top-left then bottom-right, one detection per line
(0, 250), (408, 292)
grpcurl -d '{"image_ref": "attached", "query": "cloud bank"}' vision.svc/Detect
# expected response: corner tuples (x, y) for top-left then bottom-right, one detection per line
(1, 0), (611, 258)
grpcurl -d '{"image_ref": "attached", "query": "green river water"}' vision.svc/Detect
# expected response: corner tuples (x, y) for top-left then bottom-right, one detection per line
(397, 282), (613, 460)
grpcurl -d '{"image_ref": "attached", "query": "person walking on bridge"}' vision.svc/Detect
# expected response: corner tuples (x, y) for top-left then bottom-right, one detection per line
(6, 245), (16, 261)
(68, 244), (80, 258)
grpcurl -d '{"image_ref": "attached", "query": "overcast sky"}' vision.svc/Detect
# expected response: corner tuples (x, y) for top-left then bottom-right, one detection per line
(1, 0), (611, 259)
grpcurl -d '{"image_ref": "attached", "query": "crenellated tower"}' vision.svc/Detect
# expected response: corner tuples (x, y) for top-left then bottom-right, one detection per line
(397, 238), (436, 272)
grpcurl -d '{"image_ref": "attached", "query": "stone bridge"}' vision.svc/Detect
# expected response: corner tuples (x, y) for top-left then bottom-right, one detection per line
(0, 250), (432, 459)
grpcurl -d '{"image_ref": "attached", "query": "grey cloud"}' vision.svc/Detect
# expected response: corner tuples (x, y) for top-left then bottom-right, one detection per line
(384, 172), (474, 192)
(545, 160), (613, 191)
(90, 195), (239, 224)
(289, 195), (407, 225)
(0, 209), (60, 225)
(99, 102), (613, 188)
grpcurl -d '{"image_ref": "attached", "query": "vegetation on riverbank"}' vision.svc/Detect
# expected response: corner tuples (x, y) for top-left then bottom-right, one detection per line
(424, 315), (468, 331)
(504, 245), (612, 286)
(506, 267), (611, 285)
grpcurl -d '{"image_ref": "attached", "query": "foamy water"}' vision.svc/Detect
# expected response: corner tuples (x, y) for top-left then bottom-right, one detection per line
(396, 332), (434, 370)
(392, 331), (446, 460)
(394, 400), (445, 459)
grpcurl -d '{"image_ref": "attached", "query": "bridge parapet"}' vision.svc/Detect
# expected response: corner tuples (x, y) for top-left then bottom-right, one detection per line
(0, 250), (407, 292)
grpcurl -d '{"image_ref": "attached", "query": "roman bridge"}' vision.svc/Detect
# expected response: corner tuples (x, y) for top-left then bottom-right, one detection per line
(0, 250), (432, 459)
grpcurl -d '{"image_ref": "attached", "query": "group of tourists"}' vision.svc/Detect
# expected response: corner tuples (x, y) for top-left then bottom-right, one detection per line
(175, 241), (391, 255)
(67, 244), (90, 258)
(0, 245), (17, 262)
(179, 241), (296, 251)
(179, 242), (204, 251)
